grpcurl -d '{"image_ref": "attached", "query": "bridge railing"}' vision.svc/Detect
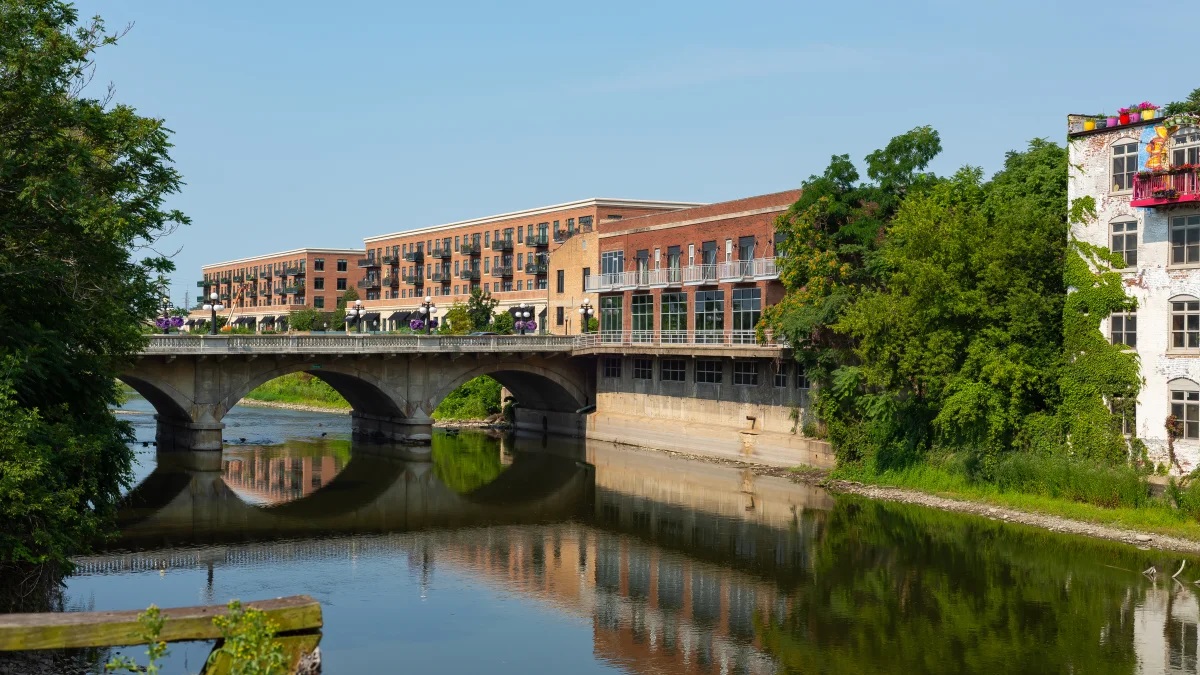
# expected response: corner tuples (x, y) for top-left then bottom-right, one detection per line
(572, 330), (786, 350)
(142, 334), (577, 354)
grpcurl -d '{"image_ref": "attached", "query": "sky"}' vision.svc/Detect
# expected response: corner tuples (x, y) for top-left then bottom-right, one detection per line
(73, 0), (1198, 303)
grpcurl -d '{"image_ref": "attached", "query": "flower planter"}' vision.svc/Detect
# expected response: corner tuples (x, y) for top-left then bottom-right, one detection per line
(1083, 119), (1096, 131)
(1107, 116), (1119, 127)
(1119, 113), (1130, 125)
(1130, 112), (1142, 123)
(1096, 118), (1108, 129)
(1143, 108), (1157, 121)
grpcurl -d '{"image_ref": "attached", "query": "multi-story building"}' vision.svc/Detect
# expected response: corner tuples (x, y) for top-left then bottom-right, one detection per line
(1068, 110), (1200, 470)
(359, 198), (702, 331)
(193, 247), (365, 331)
(584, 191), (799, 345)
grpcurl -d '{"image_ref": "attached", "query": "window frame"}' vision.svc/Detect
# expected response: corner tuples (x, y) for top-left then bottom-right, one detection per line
(695, 359), (723, 384)
(1110, 311), (1136, 348)
(733, 361), (758, 386)
(1171, 214), (1200, 268)
(1171, 296), (1200, 352)
(602, 357), (622, 379)
(661, 359), (686, 382)
(1110, 219), (1138, 269)
(633, 358), (653, 380)
(1111, 140), (1139, 193)
(1170, 379), (1200, 440)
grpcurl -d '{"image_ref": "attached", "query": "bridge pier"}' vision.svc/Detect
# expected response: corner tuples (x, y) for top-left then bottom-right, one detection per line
(513, 408), (586, 437)
(351, 412), (433, 444)
(155, 417), (224, 453)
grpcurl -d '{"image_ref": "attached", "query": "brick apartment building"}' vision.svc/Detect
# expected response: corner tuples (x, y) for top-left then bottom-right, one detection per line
(358, 198), (702, 332)
(584, 191), (798, 345)
(193, 247), (365, 330)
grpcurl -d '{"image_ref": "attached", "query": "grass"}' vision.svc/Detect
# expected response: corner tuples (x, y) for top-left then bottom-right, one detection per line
(832, 456), (1200, 543)
(243, 372), (351, 410)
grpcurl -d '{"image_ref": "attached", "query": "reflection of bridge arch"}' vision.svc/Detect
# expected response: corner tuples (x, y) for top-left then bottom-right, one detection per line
(111, 449), (595, 549)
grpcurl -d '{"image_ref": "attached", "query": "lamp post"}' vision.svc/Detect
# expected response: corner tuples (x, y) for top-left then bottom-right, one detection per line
(347, 299), (365, 334)
(202, 291), (224, 336)
(159, 295), (174, 335)
(578, 298), (593, 334)
(418, 295), (437, 335)
(516, 302), (532, 335)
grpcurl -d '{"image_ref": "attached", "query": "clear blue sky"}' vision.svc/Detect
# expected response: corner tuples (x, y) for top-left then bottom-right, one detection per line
(75, 0), (1196, 304)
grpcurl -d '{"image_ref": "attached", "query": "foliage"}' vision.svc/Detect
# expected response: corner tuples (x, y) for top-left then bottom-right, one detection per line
(0, 1), (187, 580)
(586, 317), (599, 333)
(492, 310), (515, 335)
(466, 288), (498, 329)
(287, 308), (328, 332)
(208, 600), (287, 675)
(244, 372), (350, 410)
(331, 287), (359, 330)
(105, 605), (167, 673)
(433, 376), (502, 420)
(431, 430), (508, 493)
(1162, 87), (1200, 116)
(439, 303), (472, 334)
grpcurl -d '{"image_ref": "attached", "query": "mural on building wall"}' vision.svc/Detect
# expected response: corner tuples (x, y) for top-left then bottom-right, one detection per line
(1141, 125), (1170, 172)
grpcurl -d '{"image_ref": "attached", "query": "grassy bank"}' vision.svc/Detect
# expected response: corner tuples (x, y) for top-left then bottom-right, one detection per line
(242, 373), (502, 419)
(831, 454), (1200, 542)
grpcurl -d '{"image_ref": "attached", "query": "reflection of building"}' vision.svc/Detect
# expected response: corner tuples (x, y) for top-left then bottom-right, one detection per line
(222, 450), (345, 506)
(1136, 586), (1200, 674)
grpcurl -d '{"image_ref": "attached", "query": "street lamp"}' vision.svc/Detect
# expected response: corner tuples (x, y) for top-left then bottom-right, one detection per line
(515, 302), (533, 335)
(201, 291), (224, 336)
(418, 295), (437, 335)
(578, 298), (593, 334)
(347, 299), (365, 334)
(159, 295), (173, 335)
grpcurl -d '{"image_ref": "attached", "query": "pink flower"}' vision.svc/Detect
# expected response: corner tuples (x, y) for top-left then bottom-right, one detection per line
(1118, 107), (1129, 114)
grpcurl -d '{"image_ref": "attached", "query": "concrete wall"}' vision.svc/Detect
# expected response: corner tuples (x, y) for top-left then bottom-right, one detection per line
(583, 354), (832, 468)
(1068, 117), (1200, 471)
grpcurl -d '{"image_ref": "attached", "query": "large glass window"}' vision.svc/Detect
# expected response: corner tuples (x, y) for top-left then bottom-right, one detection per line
(1172, 297), (1200, 350)
(733, 362), (758, 386)
(1111, 142), (1138, 192)
(631, 294), (653, 342)
(1172, 215), (1200, 266)
(1172, 126), (1200, 166)
(661, 292), (687, 343)
(600, 296), (623, 343)
(601, 251), (625, 287)
(695, 290), (724, 344)
(731, 288), (761, 344)
(1171, 380), (1200, 440)
(666, 245), (682, 284)
(1111, 220), (1137, 268)
(696, 360), (722, 384)
(1111, 312), (1136, 348)
(661, 359), (686, 382)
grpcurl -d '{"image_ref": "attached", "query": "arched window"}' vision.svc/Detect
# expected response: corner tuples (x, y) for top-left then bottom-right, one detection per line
(1112, 139), (1139, 192)
(1170, 379), (1200, 440)
(1171, 295), (1200, 350)
(1110, 218), (1138, 268)
(1172, 126), (1200, 167)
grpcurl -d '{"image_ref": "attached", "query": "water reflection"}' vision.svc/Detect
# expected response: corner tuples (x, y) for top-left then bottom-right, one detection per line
(71, 400), (1200, 673)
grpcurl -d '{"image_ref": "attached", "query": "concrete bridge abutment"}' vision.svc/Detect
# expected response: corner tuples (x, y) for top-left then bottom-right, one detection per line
(351, 411), (434, 445)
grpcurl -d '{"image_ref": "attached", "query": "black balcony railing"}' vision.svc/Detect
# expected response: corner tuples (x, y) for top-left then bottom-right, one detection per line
(261, 270), (274, 278)
(431, 247), (452, 259)
(292, 268), (305, 276)
(553, 230), (573, 243)
(357, 258), (379, 268)
(273, 287), (286, 295)
(491, 239), (513, 252)
(357, 277), (381, 290)
(459, 268), (480, 281)
(403, 250), (424, 263)
(283, 284), (303, 294)
(382, 254), (399, 265)
(526, 233), (550, 248)
(431, 270), (451, 283)
(459, 242), (481, 256)
(284, 266), (300, 276)
(383, 275), (399, 288)
(525, 262), (548, 275)
(232, 274), (245, 282)
(491, 265), (513, 278)
(402, 274), (424, 285)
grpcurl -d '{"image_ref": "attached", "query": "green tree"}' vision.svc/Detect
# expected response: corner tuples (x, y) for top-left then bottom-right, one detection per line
(0, 0), (188, 602)
(440, 303), (473, 334)
(1163, 87), (1200, 116)
(492, 310), (514, 335)
(287, 307), (322, 331)
(331, 287), (359, 330)
(466, 288), (498, 329)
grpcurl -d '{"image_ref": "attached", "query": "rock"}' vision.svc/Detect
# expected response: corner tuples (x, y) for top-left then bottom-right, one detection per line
(987, 508), (997, 515)
(1136, 534), (1152, 542)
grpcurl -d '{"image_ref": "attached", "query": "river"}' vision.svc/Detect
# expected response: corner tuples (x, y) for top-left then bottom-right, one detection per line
(64, 394), (1200, 674)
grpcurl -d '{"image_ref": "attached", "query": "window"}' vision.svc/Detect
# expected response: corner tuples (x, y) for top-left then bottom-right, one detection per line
(1172, 126), (1200, 166)
(1111, 142), (1138, 192)
(696, 360), (722, 384)
(313, 297), (324, 309)
(1111, 220), (1137, 268)
(336, 259), (348, 272)
(633, 358), (653, 380)
(601, 251), (624, 283)
(600, 296), (623, 341)
(579, 215), (594, 230)
(732, 288), (761, 344)
(314, 258), (325, 271)
(313, 277), (325, 290)
(1172, 297), (1200, 350)
(582, 267), (590, 290)
(631, 294), (653, 342)
(1171, 379), (1200, 440)
(695, 290), (724, 343)
(536, 278), (547, 290)
(1111, 312), (1136, 347)
(796, 366), (810, 389)
(661, 359), (686, 382)
(516, 280), (523, 291)
(733, 362), (758, 386)
(774, 363), (789, 387)
(1172, 215), (1200, 266)
(660, 292), (687, 342)
(603, 357), (622, 379)
(556, 269), (565, 294)
(1111, 397), (1136, 437)
(336, 278), (347, 291)
(556, 306), (564, 326)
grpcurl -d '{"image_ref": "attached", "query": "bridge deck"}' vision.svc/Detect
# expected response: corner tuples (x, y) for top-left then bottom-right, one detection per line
(141, 333), (576, 355)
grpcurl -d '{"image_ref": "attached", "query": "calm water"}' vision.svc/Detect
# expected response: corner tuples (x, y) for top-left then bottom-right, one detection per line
(65, 396), (1200, 674)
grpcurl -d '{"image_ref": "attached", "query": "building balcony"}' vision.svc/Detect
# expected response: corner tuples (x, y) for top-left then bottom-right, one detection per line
(273, 287), (286, 295)
(382, 254), (398, 265)
(490, 265), (513, 278)
(430, 247), (452, 259)
(459, 268), (480, 281)
(459, 242), (481, 256)
(382, 275), (399, 288)
(430, 269), (452, 283)
(284, 266), (301, 276)
(1131, 168), (1200, 208)
(525, 261), (548, 276)
(403, 251), (424, 263)
(357, 257), (380, 268)
(717, 257), (778, 282)
(232, 274), (245, 282)
(220, 293), (231, 300)
(402, 273), (424, 285)
(490, 239), (513, 252)
(282, 285), (303, 294)
(261, 270), (274, 278)
(582, 259), (779, 292)
(553, 230), (574, 243)
(526, 233), (550, 248)
(357, 277), (381, 290)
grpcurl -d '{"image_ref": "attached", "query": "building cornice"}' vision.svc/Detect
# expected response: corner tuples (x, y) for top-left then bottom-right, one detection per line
(363, 198), (705, 244)
(201, 248), (366, 271)
(597, 205), (791, 240)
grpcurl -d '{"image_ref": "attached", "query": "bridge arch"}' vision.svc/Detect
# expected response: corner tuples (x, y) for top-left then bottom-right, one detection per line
(118, 374), (194, 424)
(221, 362), (408, 421)
(431, 361), (589, 415)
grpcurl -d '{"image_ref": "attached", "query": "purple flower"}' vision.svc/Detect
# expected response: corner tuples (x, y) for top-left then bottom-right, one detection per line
(409, 318), (424, 331)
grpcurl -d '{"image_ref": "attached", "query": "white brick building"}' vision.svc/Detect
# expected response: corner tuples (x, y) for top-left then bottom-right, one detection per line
(1068, 112), (1200, 472)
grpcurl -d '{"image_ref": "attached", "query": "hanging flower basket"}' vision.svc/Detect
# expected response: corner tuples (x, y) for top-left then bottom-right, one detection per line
(409, 318), (424, 331)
